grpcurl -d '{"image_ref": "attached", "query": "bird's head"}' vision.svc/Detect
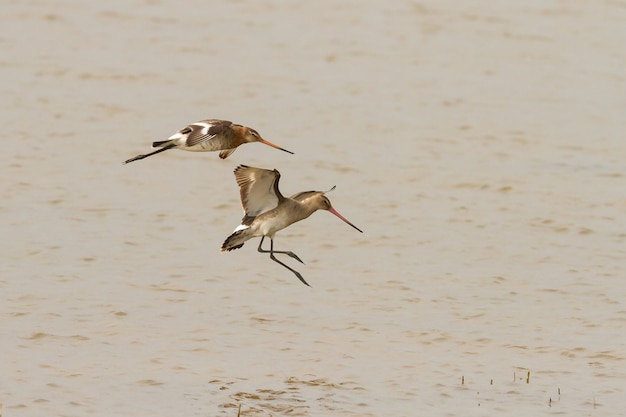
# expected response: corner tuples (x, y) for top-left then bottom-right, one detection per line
(313, 187), (363, 233)
(244, 127), (294, 155)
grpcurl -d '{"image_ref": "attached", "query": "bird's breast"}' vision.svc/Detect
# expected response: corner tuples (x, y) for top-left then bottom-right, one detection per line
(255, 202), (312, 237)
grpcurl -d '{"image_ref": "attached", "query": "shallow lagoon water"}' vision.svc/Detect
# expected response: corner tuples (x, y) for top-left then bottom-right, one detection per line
(2, 1), (625, 415)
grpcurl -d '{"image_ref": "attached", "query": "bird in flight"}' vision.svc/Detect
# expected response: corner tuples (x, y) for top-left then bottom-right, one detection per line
(221, 165), (363, 286)
(124, 119), (293, 164)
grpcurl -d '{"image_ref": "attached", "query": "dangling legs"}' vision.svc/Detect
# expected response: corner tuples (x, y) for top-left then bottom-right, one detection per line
(257, 237), (310, 287)
(257, 236), (304, 264)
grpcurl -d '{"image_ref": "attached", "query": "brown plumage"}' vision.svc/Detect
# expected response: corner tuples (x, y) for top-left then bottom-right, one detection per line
(221, 165), (363, 286)
(124, 119), (293, 164)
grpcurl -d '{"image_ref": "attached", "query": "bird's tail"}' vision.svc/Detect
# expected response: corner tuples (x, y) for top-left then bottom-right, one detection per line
(152, 139), (174, 148)
(221, 227), (253, 252)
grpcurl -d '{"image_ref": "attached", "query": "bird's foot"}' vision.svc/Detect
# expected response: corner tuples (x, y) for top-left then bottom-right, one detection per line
(286, 251), (304, 264)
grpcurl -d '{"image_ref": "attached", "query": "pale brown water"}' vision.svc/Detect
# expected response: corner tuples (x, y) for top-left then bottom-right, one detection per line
(2, 1), (626, 416)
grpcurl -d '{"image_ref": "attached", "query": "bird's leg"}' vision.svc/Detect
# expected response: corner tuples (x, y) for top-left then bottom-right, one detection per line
(258, 237), (311, 287)
(257, 236), (304, 264)
(123, 144), (175, 164)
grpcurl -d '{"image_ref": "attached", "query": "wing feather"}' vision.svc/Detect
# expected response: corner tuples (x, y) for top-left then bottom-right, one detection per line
(185, 120), (232, 147)
(233, 165), (284, 217)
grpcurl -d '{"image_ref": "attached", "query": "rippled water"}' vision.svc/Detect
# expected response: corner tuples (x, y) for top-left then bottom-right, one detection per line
(2, 1), (625, 416)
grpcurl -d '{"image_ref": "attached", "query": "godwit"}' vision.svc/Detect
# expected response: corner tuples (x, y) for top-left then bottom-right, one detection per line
(124, 119), (293, 164)
(221, 165), (363, 286)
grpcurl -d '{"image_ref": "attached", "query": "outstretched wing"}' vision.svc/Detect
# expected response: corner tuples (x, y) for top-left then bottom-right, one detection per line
(233, 165), (285, 217)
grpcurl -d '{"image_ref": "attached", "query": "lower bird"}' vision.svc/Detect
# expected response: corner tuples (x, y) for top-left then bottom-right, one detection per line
(124, 119), (293, 164)
(221, 165), (363, 286)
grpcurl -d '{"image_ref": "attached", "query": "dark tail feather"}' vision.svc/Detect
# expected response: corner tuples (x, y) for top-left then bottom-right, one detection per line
(123, 144), (175, 164)
(152, 139), (172, 147)
(221, 230), (248, 252)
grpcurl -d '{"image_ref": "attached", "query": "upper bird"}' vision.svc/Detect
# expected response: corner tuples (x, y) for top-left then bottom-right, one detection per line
(221, 165), (363, 287)
(124, 119), (293, 164)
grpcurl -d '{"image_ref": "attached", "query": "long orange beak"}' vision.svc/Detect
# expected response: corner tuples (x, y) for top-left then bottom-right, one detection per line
(328, 208), (363, 233)
(258, 138), (294, 154)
